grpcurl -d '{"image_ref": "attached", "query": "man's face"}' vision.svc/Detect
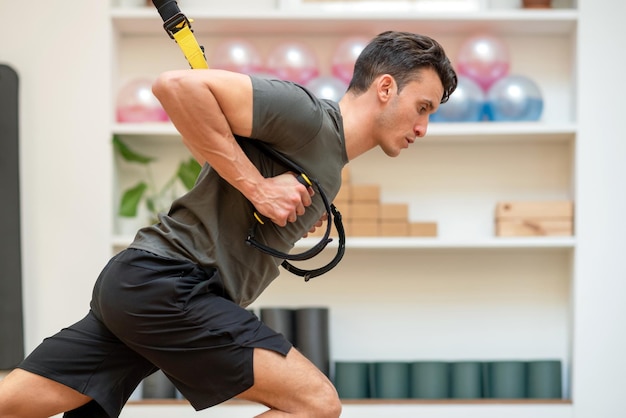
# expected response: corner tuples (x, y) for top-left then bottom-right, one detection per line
(376, 68), (444, 157)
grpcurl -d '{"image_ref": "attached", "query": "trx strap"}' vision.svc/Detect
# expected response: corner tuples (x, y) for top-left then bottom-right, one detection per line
(150, 0), (346, 280)
(152, 0), (208, 69)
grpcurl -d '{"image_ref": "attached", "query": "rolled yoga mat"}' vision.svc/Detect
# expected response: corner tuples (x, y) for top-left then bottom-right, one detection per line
(0, 64), (24, 369)
(527, 360), (562, 399)
(334, 361), (370, 399)
(142, 369), (177, 399)
(260, 307), (295, 344)
(484, 360), (528, 399)
(410, 361), (450, 399)
(294, 307), (330, 377)
(370, 361), (411, 399)
(449, 361), (484, 399)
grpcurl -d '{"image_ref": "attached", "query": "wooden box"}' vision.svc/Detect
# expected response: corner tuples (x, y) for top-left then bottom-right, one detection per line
(495, 200), (574, 237)
(409, 222), (438, 237)
(351, 202), (380, 221)
(496, 201), (574, 219)
(380, 222), (409, 237)
(334, 184), (351, 203)
(350, 221), (379, 237)
(496, 219), (573, 237)
(380, 203), (409, 222)
(350, 184), (381, 203)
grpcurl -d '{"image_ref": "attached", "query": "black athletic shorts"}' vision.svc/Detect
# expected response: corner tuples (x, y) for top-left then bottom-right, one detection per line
(18, 248), (292, 418)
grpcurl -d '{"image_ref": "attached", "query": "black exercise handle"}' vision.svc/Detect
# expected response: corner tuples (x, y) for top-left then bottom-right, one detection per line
(281, 204), (346, 282)
(243, 139), (346, 279)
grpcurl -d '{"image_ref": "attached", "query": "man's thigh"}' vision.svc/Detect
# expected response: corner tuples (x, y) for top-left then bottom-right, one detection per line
(237, 347), (341, 416)
(0, 367), (92, 417)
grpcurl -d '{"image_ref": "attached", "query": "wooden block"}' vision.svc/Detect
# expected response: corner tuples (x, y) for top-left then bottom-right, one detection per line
(409, 222), (438, 237)
(350, 221), (379, 237)
(496, 219), (573, 236)
(341, 167), (351, 184)
(334, 184), (351, 203)
(380, 203), (409, 222)
(496, 201), (574, 219)
(351, 202), (380, 221)
(350, 184), (380, 203)
(380, 222), (409, 237)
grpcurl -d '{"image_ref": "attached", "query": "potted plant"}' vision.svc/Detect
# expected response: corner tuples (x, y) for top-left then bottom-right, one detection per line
(113, 135), (201, 225)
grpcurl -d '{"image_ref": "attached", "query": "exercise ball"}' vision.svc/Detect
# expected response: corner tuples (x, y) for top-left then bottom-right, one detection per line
(430, 76), (485, 122)
(485, 74), (544, 121)
(266, 41), (319, 85)
(305, 76), (348, 102)
(457, 34), (510, 91)
(331, 36), (370, 84)
(210, 38), (263, 74)
(116, 78), (168, 123)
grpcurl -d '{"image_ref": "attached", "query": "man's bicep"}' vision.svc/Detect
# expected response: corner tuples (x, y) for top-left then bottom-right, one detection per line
(205, 70), (254, 138)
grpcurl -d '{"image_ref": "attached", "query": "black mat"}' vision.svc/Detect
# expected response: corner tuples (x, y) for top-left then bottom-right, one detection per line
(0, 64), (24, 368)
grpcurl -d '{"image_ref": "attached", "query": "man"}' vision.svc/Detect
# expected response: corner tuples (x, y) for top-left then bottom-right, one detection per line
(0, 31), (456, 417)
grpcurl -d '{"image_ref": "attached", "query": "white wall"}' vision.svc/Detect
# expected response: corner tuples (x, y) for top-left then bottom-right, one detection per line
(573, 0), (626, 416)
(0, 0), (112, 350)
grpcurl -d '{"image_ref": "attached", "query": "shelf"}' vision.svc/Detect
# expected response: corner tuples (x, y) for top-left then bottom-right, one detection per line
(112, 122), (577, 143)
(112, 234), (575, 250)
(301, 236), (576, 250)
(121, 399), (573, 418)
(111, 8), (578, 36)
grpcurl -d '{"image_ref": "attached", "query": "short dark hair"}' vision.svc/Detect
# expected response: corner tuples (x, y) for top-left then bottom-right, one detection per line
(348, 31), (457, 103)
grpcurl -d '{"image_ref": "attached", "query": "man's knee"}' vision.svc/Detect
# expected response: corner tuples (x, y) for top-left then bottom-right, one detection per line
(306, 377), (342, 418)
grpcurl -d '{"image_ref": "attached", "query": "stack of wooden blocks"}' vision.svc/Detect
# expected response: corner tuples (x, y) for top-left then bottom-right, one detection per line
(313, 168), (437, 238)
(495, 201), (574, 237)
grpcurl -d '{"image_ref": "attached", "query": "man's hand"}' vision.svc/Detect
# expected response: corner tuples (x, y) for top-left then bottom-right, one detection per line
(253, 172), (314, 227)
(303, 213), (328, 238)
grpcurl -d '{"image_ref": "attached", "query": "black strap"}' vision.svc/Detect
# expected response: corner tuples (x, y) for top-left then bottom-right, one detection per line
(152, 0), (180, 23)
(244, 141), (346, 281)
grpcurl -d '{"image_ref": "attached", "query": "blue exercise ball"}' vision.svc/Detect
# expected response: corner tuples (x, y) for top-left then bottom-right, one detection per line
(431, 76), (485, 122)
(485, 75), (544, 121)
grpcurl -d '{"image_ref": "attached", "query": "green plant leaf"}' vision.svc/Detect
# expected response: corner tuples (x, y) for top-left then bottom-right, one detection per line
(177, 158), (202, 190)
(112, 135), (154, 164)
(146, 197), (156, 214)
(118, 182), (148, 217)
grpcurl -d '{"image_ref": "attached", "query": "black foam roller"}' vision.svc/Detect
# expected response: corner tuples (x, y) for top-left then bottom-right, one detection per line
(294, 307), (330, 377)
(0, 64), (24, 369)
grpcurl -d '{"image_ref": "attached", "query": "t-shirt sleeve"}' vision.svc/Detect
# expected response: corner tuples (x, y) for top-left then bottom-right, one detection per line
(250, 76), (324, 152)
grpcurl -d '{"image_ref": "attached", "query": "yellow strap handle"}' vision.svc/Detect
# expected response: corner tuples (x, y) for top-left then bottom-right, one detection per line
(172, 24), (208, 70)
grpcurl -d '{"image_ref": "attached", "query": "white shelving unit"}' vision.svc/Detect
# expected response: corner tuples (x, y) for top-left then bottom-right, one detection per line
(110, 3), (578, 416)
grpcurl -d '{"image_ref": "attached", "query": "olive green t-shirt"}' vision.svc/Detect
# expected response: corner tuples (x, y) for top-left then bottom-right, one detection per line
(130, 76), (348, 307)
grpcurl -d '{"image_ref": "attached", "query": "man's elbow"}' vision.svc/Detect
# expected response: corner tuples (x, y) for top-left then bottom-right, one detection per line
(152, 70), (192, 104)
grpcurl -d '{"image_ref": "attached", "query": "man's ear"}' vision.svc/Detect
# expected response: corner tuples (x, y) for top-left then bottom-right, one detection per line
(377, 74), (396, 102)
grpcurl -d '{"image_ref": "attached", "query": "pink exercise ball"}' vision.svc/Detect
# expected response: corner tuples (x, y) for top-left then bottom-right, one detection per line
(305, 76), (348, 102)
(457, 34), (510, 91)
(210, 38), (263, 74)
(116, 78), (168, 123)
(266, 41), (319, 85)
(331, 36), (370, 84)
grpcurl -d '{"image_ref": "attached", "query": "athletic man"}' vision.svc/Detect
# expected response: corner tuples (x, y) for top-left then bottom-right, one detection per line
(0, 31), (457, 417)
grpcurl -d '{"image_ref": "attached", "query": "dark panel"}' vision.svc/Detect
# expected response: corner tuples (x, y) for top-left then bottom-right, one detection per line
(0, 64), (24, 368)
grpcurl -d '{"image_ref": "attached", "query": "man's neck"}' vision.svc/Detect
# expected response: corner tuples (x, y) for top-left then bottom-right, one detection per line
(338, 93), (378, 161)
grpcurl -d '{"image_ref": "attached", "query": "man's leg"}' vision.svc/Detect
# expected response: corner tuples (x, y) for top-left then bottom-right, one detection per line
(0, 368), (92, 418)
(237, 347), (342, 418)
